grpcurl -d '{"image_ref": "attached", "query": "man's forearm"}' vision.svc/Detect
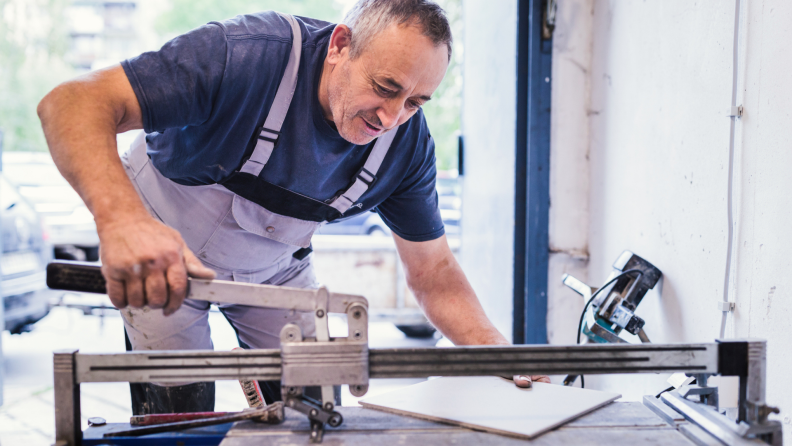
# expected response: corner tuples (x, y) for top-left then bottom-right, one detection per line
(39, 64), (216, 312)
(38, 65), (147, 226)
(402, 240), (508, 346)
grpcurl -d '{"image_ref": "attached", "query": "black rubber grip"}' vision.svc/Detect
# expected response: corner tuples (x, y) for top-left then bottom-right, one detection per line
(46, 261), (107, 294)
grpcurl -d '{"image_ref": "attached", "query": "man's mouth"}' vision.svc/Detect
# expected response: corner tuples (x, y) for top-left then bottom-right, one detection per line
(361, 117), (384, 136)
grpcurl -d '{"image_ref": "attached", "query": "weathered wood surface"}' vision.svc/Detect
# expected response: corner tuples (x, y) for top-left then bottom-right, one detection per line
(220, 402), (696, 445)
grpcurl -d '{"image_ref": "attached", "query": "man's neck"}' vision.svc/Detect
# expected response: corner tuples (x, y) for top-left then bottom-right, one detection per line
(317, 59), (335, 122)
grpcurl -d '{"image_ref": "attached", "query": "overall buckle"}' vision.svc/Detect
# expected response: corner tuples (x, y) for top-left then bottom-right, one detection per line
(257, 126), (280, 144)
(355, 167), (377, 187)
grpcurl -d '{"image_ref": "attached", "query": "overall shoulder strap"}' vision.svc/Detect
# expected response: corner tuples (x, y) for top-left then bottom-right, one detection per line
(329, 128), (399, 214)
(240, 13), (302, 176)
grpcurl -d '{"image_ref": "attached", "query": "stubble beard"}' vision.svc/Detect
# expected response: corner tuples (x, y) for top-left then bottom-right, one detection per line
(326, 64), (377, 146)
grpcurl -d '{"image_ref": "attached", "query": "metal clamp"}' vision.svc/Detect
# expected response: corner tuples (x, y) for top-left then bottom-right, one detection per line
(277, 288), (370, 442)
(719, 300), (736, 312)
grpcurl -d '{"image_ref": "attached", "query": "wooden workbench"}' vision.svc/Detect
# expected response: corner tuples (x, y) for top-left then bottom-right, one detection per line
(219, 402), (696, 445)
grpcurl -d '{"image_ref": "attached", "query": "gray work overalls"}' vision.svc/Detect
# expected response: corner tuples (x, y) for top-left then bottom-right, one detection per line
(119, 14), (398, 413)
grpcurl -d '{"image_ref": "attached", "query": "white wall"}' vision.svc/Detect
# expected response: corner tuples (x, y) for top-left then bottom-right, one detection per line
(547, 0), (594, 345)
(459, 0), (518, 340)
(732, 0), (792, 432)
(547, 0), (790, 434)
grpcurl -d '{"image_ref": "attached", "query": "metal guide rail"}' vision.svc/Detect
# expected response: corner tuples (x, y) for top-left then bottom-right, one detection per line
(71, 343), (717, 384)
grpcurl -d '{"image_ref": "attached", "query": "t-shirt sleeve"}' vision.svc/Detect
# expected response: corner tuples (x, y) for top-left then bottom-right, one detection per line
(121, 23), (228, 133)
(376, 128), (445, 242)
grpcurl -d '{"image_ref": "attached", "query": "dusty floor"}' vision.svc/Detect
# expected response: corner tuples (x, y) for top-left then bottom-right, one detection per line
(0, 295), (435, 446)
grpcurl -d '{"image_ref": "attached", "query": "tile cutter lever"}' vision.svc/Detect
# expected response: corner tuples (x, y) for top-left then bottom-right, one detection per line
(46, 261), (782, 446)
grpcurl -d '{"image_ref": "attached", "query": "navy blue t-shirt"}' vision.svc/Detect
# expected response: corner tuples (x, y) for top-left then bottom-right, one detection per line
(121, 12), (444, 242)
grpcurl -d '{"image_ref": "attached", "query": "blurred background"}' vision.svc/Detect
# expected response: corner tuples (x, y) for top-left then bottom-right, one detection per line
(0, 1), (463, 444)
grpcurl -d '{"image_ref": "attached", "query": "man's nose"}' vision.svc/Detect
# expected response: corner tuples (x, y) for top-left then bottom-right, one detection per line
(376, 99), (403, 129)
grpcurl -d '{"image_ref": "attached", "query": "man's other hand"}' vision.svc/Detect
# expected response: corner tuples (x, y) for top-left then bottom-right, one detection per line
(513, 375), (552, 388)
(98, 215), (215, 316)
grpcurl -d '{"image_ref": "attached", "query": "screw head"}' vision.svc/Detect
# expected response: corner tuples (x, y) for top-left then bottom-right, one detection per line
(328, 414), (343, 427)
(310, 409), (318, 417)
(324, 402), (334, 411)
(316, 309), (325, 318)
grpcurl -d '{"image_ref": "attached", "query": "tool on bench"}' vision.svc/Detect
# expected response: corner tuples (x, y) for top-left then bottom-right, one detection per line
(131, 412), (232, 426)
(561, 250), (662, 386)
(47, 260), (782, 446)
(561, 252), (723, 408)
(106, 403), (283, 438)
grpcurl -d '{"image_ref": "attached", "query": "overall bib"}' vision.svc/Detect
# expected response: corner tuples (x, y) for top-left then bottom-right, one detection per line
(119, 14), (398, 413)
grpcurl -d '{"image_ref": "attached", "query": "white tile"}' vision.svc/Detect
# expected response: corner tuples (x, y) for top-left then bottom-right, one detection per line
(360, 376), (621, 440)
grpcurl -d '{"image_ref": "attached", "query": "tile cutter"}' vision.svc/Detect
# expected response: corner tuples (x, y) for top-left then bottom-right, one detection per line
(46, 261), (783, 445)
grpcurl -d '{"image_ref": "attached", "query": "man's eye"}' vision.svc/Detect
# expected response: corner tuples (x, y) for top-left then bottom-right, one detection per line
(375, 84), (393, 96)
(407, 100), (421, 109)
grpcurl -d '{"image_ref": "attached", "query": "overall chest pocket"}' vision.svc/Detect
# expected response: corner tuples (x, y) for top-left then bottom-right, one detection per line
(197, 194), (322, 271)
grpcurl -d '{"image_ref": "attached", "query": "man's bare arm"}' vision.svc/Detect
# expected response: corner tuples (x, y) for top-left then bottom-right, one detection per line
(393, 233), (550, 387)
(38, 64), (214, 314)
(393, 233), (505, 345)
(39, 65), (145, 227)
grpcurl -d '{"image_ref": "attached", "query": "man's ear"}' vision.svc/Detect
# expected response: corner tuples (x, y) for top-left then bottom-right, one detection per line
(326, 24), (352, 64)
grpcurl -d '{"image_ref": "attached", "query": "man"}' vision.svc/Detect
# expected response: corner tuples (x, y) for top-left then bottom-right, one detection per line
(38, 0), (550, 413)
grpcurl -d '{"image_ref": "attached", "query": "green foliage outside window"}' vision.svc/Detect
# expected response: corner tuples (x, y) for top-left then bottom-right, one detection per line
(154, 0), (345, 37)
(0, 0), (75, 152)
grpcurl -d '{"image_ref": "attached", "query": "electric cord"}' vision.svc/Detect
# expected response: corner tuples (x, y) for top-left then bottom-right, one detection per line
(575, 269), (645, 388)
(655, 386), (675, 399)
(720, 0), (741, 340)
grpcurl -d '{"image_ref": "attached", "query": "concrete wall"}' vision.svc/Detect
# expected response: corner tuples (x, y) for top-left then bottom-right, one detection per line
(459, 0), (518, 340)
(547, 0), (594, 345)
(547, 0), (790, 433)
(583, 0), (735, 399)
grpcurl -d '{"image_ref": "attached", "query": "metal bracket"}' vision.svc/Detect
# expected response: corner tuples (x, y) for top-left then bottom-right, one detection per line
(277, 288), (370, 443)
(282, 390), (342, 444)
(718, 301), (736, 312)
(542, 0), (558, 39)
(728, 105), (744, 117)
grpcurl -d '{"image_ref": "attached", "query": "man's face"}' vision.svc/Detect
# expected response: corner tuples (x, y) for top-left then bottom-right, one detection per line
(323, 23), (449, 145)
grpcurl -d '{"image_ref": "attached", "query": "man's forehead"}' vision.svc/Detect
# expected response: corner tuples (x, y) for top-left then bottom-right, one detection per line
(358, 23), (448, 97)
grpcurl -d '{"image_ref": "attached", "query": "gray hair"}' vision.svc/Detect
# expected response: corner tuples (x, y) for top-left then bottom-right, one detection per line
(342, 0), (453, 60)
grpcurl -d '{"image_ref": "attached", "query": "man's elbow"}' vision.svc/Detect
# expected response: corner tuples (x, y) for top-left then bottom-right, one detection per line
(37, 83), (69, 126)
(37, 90), (53, 124)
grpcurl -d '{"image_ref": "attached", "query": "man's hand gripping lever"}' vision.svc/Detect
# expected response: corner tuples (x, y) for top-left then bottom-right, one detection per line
(98, 216), (215, 315)
(53, 216), (215, 315)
